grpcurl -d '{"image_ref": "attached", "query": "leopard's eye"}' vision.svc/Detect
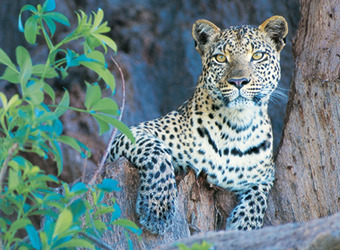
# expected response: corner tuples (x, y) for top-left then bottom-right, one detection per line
(215, 54), (227, 63)
(252, 51), (265, 61)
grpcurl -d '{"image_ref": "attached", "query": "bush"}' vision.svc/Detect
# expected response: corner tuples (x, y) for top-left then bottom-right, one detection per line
(0, 0), (139, 249)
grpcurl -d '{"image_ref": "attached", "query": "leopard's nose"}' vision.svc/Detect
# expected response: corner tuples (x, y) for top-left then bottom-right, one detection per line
(227, 78), (250, 89)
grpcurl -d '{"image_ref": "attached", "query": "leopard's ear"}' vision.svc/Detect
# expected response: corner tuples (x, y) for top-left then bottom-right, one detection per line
(192, 19), (220, 56)
(259, 16), (288, 52)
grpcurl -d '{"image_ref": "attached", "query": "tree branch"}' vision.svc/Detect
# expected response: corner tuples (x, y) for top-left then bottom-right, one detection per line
(88, 57), (126, 186)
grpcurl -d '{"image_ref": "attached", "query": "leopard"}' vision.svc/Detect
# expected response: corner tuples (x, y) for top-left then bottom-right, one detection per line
(108, 16), (288, 234)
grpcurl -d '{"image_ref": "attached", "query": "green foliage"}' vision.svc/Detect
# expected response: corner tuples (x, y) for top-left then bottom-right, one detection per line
(0, 0), (138, 249)
(177, 240), (213, 250)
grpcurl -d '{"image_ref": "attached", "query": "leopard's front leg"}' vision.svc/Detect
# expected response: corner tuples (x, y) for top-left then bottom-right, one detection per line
(110, 130), (178, 235)
(226, 181), (272, 230)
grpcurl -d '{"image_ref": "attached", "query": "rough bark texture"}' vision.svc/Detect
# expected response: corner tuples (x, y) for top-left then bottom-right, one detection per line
(157, 212), (340, 250)
(265, 0), (340, 225)
(87, 159), (237, 249)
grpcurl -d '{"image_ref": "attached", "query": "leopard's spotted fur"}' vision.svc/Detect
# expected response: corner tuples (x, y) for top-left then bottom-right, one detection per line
(109, 16), (288, 234)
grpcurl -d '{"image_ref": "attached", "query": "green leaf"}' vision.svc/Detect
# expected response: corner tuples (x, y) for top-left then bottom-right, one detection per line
(92, 8), (104, 29)
(94, 206), (115, 217)
(192, 241), (213, 250)
(56, 239), (94, 249)
(112, 219), (142, 235)
(1, 67), (20, 84)
(32, 174), (59, 184)
(90, 98), (119, 116)
(16, 46), (32, 85)
(54, 90), (70, 117)
(65, 49), (80, 67)
(58, 135), (81, 153)
(10, 218), (31, 233)
(26, 80), (44, 93)
(85, 82), (101, 110)
(7, 94), (21, 108)
(0, 218), (8, 229)
(51, 140), (63, 175)
(0, 48), (17, 69)
(177, 241), (213, 250)
(39, 231), (48, 249)
(92, 113), (109, 134)
(43, 82), (56, 102)
(177, 243), (190, 250)
(42, 0), (56, 12)
(53, 209), (73, 238)
(76, 140), (92, 158)
(59, 67), (68, 79)
(84, 36), (102, 53)
(110, 202), (121, 222)
(69, 199), (86, 221)
(24, 15), (39, 44)
(86, 50), (105, 65)
(80, 61), (115, 93)
(28, 90), (44, 105)
(70, 182), (88, 193)
(43, 16), (57, 36)
(0, 92), (8, 108)
(8, 168), (19, 190)
(66, 51), (98, 68)
(96, 178), (121, 192)
(0, 200), (14, 216)
(32, 64), (57, 78)
(25, 81), (44, 105)
(18, 5), (38, 32)
(93, 219), (107, 232)
(92, 114), (135, 142)
(44, 12), (70, 26)
(95, 34), (118, 53)
(25, 224), (41, 250)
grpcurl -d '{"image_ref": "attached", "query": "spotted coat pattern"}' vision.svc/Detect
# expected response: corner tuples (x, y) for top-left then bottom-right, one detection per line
(109, 16), (288, 234)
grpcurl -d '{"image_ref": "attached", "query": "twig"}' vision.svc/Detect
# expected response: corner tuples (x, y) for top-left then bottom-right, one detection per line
(79, 232), (113, 250)
(111, 57), (126, 124)
(88, 57), (126, 186)
(0, 143), (18, 193)
(81, 151), (89, 183)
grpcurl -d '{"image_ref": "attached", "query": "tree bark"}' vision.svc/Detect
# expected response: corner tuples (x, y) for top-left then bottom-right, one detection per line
(265, 0), (340, 225)
(157, 212), (340, 250)
(91, 159), (237, 249)
(80, 0), (340, 248)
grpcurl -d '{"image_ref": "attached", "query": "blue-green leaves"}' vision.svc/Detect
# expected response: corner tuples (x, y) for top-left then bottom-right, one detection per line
(97, 178), (121, 192)
(19, 0), (69, 44)
(177, 241), (213, 250)
(74, 9), (117, 54)
(85, 83), (135, 142)
(1, 0), (138, 249)
(16, 46), (32, 85)
(0, 49), (20, 84)
(25, 224), (41, 250)
(42, 0), (56, 12)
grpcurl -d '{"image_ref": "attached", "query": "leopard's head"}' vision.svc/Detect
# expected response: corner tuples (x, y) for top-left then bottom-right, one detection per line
(192, 16), (288, 109)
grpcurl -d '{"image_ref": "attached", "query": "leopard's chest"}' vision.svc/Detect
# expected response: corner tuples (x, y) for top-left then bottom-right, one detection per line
(168, 110), (274, 191)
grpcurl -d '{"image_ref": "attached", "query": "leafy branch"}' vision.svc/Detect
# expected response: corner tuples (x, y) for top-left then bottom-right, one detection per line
(0, 0), (139, 249)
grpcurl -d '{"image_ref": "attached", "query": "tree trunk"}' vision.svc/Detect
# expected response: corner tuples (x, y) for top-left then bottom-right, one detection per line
(80, 0), (340, 248)
(265, 0), (340, 225)
(157, 212), (340, 250)
(88, 159), (237, 249)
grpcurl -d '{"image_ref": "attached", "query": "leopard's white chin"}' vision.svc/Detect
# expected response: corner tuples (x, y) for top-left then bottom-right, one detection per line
(226, 96), (256, 109)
